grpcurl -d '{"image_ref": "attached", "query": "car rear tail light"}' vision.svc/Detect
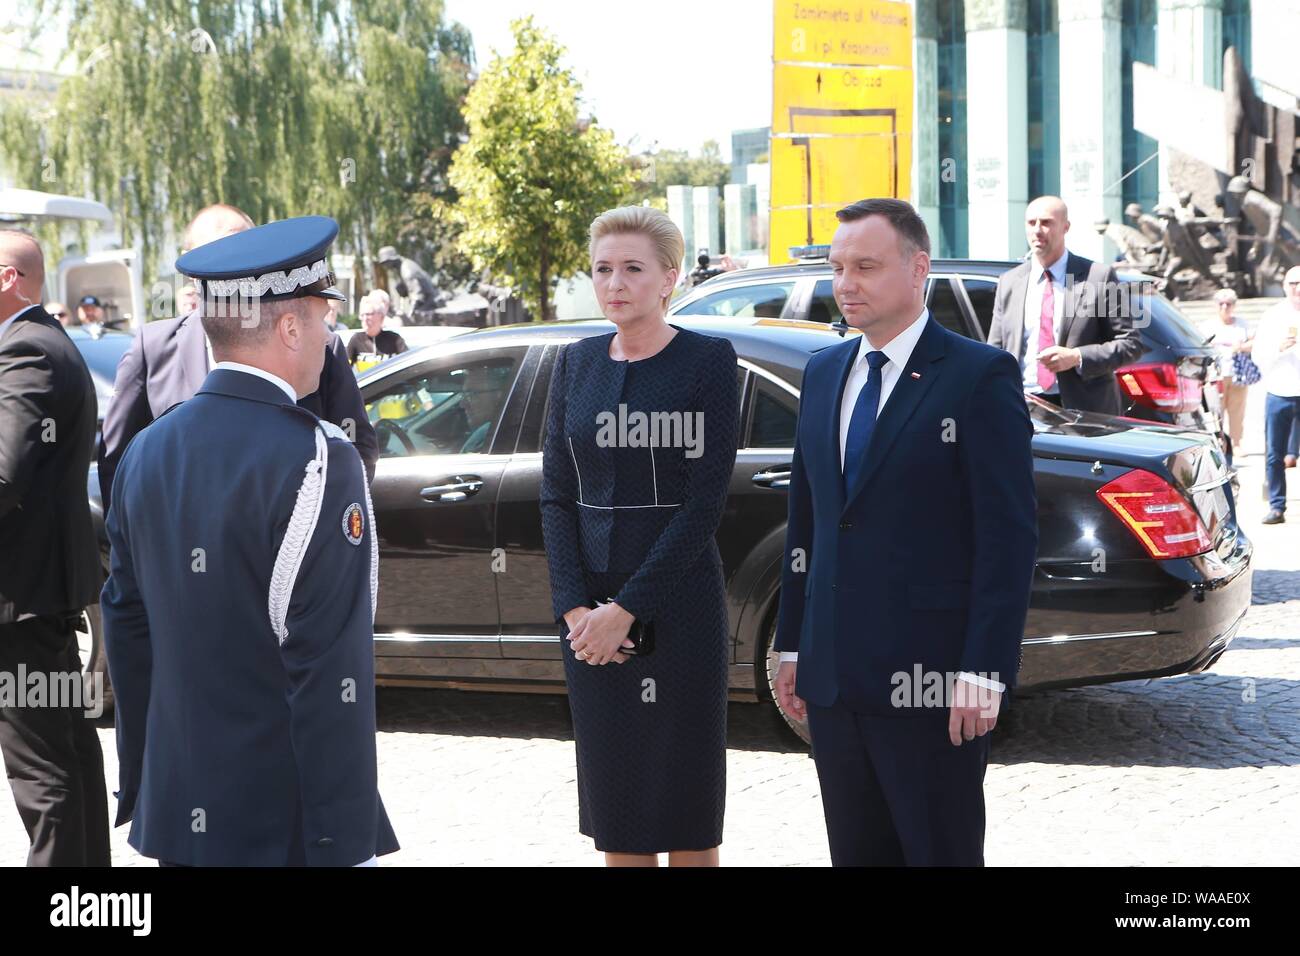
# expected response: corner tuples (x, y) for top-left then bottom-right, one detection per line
(1115, 362), (1203, 413)
(1096, 468), (1213, 559)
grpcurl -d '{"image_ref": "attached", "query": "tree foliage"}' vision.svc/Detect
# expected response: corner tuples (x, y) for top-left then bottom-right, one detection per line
(0, 0), (473, 284)
(628, 139), (730, 210)
(448, 17), (634, 322)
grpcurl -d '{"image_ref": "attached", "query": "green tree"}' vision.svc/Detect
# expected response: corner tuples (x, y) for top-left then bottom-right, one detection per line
(0, 0), (472, 286)
(449, 16), (634, 322)
(628, 139), (730, 208)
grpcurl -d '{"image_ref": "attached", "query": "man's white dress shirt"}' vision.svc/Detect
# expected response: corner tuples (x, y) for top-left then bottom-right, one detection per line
(211, 361), (299, 401)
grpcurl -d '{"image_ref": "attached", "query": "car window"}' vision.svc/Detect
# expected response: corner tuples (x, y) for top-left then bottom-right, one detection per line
(748, 374), (797, 448)
(926, 278), (973, 338)
(680, 281), (794, 319)
(737, 365), (749, 433)
(962, 278), (998, 340)
(808, 278), (843, 325)
(365, 354), (519, 458)
(1137, 292), (1209, 348)
(71, 331), (133, 383)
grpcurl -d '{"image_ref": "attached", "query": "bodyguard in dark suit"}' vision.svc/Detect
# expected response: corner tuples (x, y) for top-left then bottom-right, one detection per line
(98, 204), (376, 506)
(773, 200), (1038, 866)
(0, 229), (111, 866)
(101, 217), (398, 866)
(987, 196), (1142, 416)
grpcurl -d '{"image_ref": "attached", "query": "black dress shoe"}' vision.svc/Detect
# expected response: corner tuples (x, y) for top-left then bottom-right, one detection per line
(1261, 510), (1285, 525)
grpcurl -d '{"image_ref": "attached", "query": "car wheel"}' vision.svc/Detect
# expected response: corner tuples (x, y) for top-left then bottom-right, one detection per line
(75, 605), (114, 716)
(756, 610), (811, 746)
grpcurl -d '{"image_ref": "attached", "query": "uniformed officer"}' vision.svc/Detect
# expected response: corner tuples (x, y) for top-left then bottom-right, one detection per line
(101, 216), (399, 866)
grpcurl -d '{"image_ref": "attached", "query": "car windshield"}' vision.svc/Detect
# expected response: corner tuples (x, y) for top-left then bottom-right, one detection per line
(70, 330), (133, 409)
(1026, 394), (1084, 430)
(72, 329), (133, 382)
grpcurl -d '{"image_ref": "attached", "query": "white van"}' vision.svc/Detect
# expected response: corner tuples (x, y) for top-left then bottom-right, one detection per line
(1, 186), (144, 329)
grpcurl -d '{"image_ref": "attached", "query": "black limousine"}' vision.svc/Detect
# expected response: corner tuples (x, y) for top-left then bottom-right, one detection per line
(83, 316), (1252, 742)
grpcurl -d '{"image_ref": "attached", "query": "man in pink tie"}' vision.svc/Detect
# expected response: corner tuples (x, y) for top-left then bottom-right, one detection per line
(987, 196), (1142, 415)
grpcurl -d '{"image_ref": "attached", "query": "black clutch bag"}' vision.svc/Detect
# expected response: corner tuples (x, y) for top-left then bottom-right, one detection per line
(591, 596), (654, 657)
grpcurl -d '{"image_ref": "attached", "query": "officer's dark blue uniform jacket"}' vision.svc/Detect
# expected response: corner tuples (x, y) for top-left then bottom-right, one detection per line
(101, 367), (398, 866)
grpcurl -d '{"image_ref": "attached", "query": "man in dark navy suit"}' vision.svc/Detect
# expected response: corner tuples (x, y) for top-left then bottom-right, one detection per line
(774, 199), (1038, 866)
(98, 203), (377, 507)
(101, 216), (398, 866)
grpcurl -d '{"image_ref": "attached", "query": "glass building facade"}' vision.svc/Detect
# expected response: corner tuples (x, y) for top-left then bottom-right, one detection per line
(730, 127), (770, 185)
(1120, 0), (1159, 213)
(1026, 0), (1061, 201)
(936, 0), (969, 257)
(1222, 0), (1252, 77)
(920, 0), (1256, 258)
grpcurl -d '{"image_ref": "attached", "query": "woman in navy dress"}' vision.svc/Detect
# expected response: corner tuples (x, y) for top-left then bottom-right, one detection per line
(540, 206), (738, 866)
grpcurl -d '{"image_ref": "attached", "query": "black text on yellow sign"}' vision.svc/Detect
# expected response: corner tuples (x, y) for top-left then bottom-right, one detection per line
(773, 0), (913, 68)
(770, 63), (913, 260)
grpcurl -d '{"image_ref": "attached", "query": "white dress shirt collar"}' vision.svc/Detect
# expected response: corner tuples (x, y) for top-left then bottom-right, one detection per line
(0, 303), (41, 340)
(855, 305), (930, 368)
(1030, 250), (1069, 287)
(839, 307), (930, 468)
(211, 361), (298, 402)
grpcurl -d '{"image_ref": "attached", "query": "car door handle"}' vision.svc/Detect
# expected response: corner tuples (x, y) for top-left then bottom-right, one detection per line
(752, 466), (792, 489)
(420, 476), (484, 502)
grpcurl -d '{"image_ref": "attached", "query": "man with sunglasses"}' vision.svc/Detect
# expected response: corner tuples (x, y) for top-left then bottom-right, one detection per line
(0, 230), (110, 866)
(45, 301), (70, 327)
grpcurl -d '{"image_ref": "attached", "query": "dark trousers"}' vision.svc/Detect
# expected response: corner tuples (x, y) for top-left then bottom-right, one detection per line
(806, 698), (990, 866)
(0, 615), (111, 866)
(1264, 392), (1300, 512)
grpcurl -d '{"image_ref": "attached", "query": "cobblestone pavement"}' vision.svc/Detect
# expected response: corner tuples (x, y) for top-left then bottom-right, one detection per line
(3, 395), (1297, 866)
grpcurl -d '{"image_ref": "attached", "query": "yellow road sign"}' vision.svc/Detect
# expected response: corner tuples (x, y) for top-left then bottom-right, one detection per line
(774, 0), (913, 68)
(770, 62), (912, 260)
(770, 132), (913, 210)
(773, 63), (913, 131)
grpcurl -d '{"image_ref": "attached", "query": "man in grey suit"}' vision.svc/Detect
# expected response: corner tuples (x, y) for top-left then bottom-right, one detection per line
(987, 196), (1143, 416)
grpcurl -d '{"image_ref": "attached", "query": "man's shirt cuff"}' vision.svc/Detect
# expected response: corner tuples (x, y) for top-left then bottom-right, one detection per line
(957, 671), (1006, 693)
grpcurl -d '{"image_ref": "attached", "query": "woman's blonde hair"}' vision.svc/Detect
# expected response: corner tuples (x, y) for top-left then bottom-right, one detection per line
(589, 205), (685, 284)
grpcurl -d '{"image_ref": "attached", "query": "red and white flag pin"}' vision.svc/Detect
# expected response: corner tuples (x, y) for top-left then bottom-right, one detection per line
(910, 371), (922, 379)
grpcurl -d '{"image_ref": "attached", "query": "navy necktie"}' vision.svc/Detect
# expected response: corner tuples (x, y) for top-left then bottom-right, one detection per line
(843, 350), (890, 492)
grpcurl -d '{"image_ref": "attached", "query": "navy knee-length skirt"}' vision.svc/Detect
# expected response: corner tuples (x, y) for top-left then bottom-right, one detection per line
(560, 561), (729, 854)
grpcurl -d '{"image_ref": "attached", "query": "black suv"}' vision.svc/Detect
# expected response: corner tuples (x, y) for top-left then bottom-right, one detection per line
(668, 259), (1228, 449)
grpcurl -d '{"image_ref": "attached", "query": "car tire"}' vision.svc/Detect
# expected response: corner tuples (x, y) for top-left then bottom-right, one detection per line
(755, 609), (811, 746)
(75, 604), (114, 717)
